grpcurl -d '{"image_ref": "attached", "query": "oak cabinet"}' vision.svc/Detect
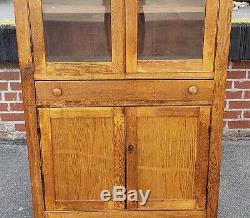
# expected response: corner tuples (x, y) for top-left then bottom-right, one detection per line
(14, 0), (232, 217)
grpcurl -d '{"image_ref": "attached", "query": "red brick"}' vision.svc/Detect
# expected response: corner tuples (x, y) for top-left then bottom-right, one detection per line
(15, 124), (26, 132)
(227, 71), (246, 79)
(10, 82), (22, 90)
(0, 103), (8, 111)
(0, 72), (20, 80)
(229, 101), (250, 109)
(0, 113), (25, 121)
(4, 93), (17, 101)
(0, 82), (8, 90)
(18, 92), (23, 101)
(224, 111), (242, 119)
(234, 81), (250, 89)
(232, 61), (250, 69)
(244, 91), (250, 99)
(228, 121), (250, 129)
(226, 91), (242, 99)
(9, 103), (24, 111)
(243, 111), (250, 118)
(226, 81), (233, 89)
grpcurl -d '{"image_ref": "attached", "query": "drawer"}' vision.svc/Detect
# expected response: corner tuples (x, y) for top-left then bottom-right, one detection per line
(35, 80), (214, 106)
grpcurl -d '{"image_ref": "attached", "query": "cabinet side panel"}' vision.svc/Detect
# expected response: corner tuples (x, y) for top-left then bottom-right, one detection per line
(207, 0), (233, 217)
(13, 0), (45, 217)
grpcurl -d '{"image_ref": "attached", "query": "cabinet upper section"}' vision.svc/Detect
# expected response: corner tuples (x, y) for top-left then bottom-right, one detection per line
(23, 0), (222, 80)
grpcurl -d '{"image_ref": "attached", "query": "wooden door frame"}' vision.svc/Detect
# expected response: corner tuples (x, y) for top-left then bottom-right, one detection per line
(38, 107), (125, 211)
(28, 0), (125, 80)
(126, 0), (219, 79)
(126, 106), (211, 210)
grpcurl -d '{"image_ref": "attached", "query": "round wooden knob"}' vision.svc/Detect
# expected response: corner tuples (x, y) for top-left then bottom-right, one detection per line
(128, 144), (134, 152)
(52, 88), (62, 96)
(188, 86), (198, 94)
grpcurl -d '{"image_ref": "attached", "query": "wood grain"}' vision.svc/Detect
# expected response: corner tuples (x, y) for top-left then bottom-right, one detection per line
(207, 0), (233, 217)
(35, 80), (214, 107)
(38, 107), (125, 211)
(202, 0), (219, 72)
(126, 106), (211, 210)
(28, 0), (46, 74)
(126, 0), (137, 74)
(45, 210), (206, 218)
(13, 0), (45, 217)
(126, 108), (138, 209)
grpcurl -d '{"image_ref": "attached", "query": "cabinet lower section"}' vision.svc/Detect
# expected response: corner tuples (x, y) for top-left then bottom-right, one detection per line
(45, 210), (206, 218)
(38, 106), (211, 212)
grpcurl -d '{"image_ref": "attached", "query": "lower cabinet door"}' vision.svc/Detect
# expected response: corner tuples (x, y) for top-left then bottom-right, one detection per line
(38, 107), (125, 211)
(126, 106), (211, 210)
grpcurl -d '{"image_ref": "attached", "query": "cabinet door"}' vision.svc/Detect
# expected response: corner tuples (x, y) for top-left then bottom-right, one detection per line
(38, 107), (125, 211)
(126, 106), (211, 210)
(126, 0), (218, 78)
(29, 0), (125, 80)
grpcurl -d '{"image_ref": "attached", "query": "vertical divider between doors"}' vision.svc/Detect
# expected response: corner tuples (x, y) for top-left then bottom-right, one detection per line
(126, 0), (138, 74)
(113, 107), (126, 209)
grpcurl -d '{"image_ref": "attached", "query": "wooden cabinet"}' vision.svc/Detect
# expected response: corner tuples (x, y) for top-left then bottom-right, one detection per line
(14, 0), (232, 217)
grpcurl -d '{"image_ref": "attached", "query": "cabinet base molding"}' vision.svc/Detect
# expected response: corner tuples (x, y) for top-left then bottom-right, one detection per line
(45, 210), (206, 218)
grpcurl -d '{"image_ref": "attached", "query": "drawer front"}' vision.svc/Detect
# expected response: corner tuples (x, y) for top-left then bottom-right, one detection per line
(35, 80), (214, 106)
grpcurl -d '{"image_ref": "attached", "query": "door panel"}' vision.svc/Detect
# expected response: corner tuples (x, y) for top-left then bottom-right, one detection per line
(38, 107), (125, 210)
(29, 0), (125, 80)
(126, 106), (211, 210)
(126, 0), (218, 77)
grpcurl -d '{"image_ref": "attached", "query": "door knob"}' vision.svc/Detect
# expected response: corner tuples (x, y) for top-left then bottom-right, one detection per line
(128, 144), (134, 152)
(52, 88), (62, 96)
(188, 86), (198, 94)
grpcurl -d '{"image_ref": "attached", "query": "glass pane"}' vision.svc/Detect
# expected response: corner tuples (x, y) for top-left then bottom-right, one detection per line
(138, 0), (205, 60)
(42, 0), (111, 62)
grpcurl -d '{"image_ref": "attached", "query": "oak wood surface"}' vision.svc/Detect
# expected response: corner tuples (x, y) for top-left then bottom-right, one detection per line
(45, 210), (206, 218)
(207, 0), (233, 217)
(35, 80), (214, 107)
(126, 106), (211, 210)
(13, 0), (45, 217)
(38, 107), (125, 211)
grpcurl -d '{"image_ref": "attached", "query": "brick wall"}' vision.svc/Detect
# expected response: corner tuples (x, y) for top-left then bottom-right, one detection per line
(0, 61), (250, 139)
(0, 68), (25, 139)
(224, 61), (250, 137)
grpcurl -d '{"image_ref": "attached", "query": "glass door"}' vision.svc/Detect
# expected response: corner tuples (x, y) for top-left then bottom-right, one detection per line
(126, 0), (218, 78)
(29, 0), (125, 80)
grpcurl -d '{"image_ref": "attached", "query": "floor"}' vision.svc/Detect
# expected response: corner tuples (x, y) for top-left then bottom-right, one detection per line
(0, 138), (249, 217)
